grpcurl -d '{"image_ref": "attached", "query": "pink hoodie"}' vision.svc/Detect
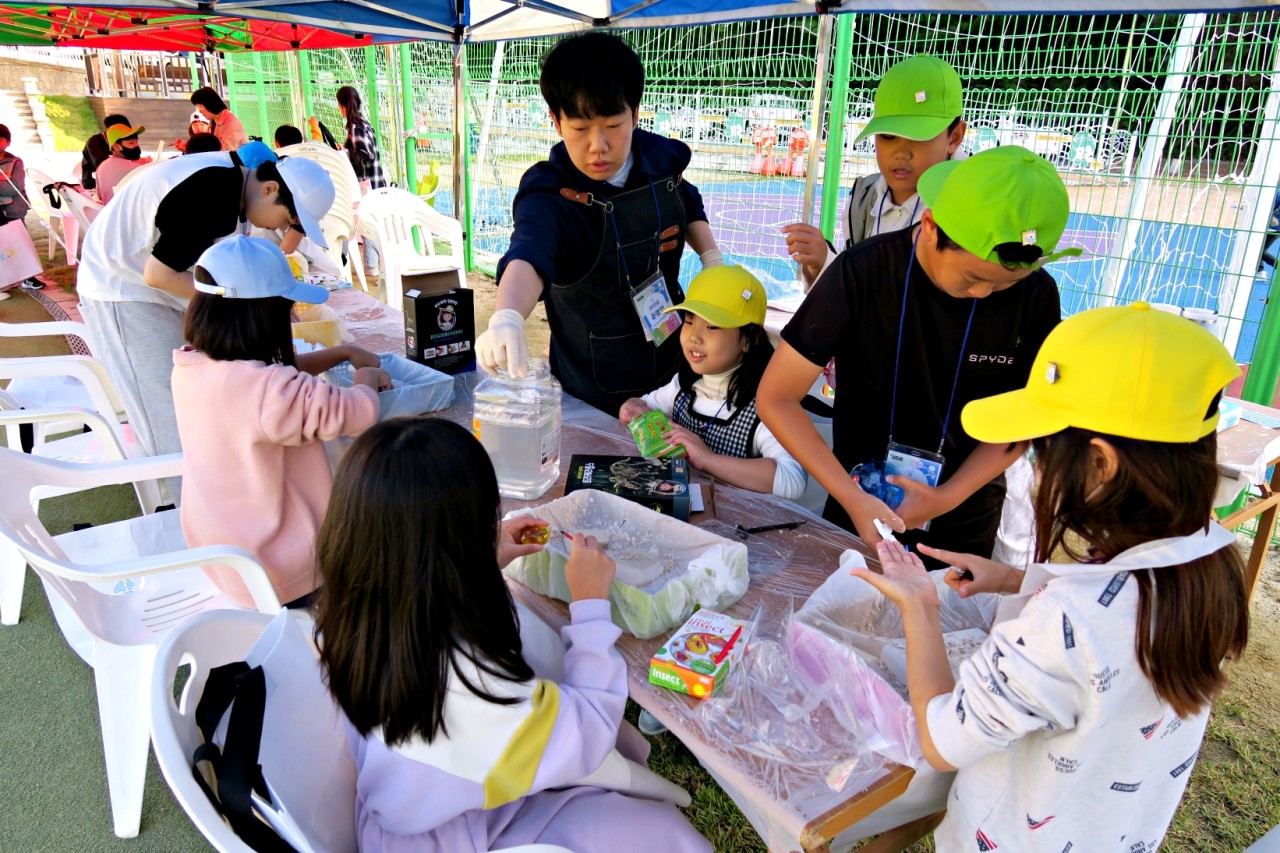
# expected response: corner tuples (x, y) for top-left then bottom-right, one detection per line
(172, 348), (379, 607)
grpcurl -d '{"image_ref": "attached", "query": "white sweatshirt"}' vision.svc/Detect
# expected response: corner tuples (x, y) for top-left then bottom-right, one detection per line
(927, 525), (1237, 853)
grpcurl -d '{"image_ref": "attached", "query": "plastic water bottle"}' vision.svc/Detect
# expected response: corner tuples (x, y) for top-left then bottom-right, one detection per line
(473, 359), (562, 499)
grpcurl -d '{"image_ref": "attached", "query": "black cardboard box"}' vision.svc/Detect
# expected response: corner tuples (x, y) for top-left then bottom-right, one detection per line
(563, 455), (691, 521)
(403, 271), (475, 375)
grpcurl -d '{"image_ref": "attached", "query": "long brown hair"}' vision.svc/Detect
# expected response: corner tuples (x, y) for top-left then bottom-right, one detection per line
(1031, 428), (1248, 718)
(314, 418), (534, 746)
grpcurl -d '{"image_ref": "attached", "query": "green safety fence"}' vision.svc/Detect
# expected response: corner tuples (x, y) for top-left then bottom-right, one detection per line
(227, 12), (1280, 403)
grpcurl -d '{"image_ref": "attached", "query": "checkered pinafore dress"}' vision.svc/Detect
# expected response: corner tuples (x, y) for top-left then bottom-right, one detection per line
(671, 390), (762, 458)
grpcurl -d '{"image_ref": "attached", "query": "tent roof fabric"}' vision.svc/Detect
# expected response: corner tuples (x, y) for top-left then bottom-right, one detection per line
(0, 4), (382, 50)
(1, 0), (1277, 49)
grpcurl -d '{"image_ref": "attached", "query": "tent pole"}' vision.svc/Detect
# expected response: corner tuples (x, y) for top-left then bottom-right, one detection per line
(251, 52), (270, 141)
(475, 41), (505, 175)
(363, 46), (381, 149)
(400, 43), (416, 192)
(1097, 14), (1205, 307)
(819, 13), (854, 242)
(1243, 260), (1280, 406)
(298, 50), (314, 126)
(454, 43), (474, 271)
(801, 14), (835, 256)
(287, 51), (306, 128)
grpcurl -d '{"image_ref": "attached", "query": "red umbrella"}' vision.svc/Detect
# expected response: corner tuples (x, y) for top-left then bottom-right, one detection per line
(0, 4), (379, 51)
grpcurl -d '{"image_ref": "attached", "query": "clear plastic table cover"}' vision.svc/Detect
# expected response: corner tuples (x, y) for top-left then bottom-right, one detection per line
(337, 293), (938, 850)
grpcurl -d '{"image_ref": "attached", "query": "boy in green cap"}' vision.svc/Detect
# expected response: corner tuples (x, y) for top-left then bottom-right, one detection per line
(759, 146), (1078, 566)
(782, 54), (967, 287)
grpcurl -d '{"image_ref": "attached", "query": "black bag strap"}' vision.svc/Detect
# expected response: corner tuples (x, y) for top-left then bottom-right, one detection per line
(192, 662), (296, 853)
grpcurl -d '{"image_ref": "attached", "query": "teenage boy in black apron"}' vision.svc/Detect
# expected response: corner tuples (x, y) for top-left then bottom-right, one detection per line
(476, 32), (724, 415)
(759, 147), (1078, 566)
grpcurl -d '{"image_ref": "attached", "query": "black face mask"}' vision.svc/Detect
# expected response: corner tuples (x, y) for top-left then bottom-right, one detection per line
(120, 146), (142, 161)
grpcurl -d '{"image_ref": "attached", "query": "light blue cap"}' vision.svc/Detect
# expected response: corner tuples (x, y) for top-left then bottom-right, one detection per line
(193, 236), (329, 304)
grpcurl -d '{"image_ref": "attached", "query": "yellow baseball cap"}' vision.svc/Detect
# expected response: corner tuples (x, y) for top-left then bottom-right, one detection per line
(106, 125), (145, 147)
(663, 265), (766, 328)
(962, 302), (1240, 444)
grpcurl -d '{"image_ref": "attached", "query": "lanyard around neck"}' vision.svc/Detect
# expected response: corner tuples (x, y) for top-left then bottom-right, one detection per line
(605, 179), (664, 289)
(887, 230), (978, 454)
(874, 189), (922, 237)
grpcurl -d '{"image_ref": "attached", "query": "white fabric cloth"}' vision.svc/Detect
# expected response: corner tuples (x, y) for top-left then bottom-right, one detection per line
(927, 525), (1237, 853)
(641, 371), (806, 500)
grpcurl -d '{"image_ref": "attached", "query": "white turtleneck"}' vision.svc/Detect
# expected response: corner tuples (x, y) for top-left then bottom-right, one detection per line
(640, 370), (807, 500)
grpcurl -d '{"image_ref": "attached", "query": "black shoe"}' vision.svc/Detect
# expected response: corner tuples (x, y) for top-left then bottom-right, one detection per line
(20, 278), (44, 291)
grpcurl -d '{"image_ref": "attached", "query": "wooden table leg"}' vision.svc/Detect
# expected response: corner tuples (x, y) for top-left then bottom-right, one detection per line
(1246, 463), (1280, 601)
(854, 810), (947, 853)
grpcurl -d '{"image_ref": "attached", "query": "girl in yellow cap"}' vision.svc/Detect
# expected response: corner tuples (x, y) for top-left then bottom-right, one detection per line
(849, 303), (1250, 851)
(618, 265), (804, 499)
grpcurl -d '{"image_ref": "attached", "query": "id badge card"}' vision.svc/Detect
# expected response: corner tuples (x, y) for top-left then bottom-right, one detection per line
(885, 442), (945, 532)
(630, 269), (682, 347)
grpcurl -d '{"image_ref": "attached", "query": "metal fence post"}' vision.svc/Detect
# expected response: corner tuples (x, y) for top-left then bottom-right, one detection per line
(298, 50), (314, 125)
(400, 43), (416, 191)
(363, 46), (382, 146)
(819, 14), (855, 241)
(1242, 261), (1280, 406)
(250, 53), (270, 140)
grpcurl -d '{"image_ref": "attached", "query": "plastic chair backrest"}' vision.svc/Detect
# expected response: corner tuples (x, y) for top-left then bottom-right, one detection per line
(0, 448), (280, 642)
(358, 187), (465, 308)
(58, 185), (104, 232)
(151, 609), (268, 853)
(277, 142), (361, 280)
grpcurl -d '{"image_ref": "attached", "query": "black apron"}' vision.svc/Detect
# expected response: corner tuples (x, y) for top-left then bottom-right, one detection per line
(546, 176), (688, 414)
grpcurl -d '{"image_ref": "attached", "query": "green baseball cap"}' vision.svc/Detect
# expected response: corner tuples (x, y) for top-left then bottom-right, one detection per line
(106, 124), (145, 147)
(917, 145), (1083, 267)
(855, 54), (963, 143)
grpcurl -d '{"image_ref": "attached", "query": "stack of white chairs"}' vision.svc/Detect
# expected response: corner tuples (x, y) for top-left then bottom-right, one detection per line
(357, 187), (466, 311)
(277, 141), (368, 291)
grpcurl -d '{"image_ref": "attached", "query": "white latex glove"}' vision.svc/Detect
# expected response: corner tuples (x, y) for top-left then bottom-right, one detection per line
(476, 308), (529, 377)
(699, 249), (725, 268)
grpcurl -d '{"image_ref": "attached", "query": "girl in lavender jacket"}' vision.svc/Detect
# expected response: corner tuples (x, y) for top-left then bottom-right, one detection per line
(314, 418), (711, 853)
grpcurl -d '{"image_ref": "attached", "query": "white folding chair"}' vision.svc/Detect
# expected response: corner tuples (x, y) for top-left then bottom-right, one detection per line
(21, 166), (78, 264)
(57, 183), (105, 239)
(0, 448), (281, 838)
(152, 609), (572, 853)
(358, 187), (465, 312)
(276, 142), (368, 291)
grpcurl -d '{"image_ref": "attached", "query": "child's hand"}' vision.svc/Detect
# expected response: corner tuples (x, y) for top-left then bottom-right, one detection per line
(849, 539), (941, 613)
(663, 425), (706, 467)
(174, 139), (187, 152)
(844, 490), (905, 549)
(565, 534), (615, 601)
(618, 398), (648, 425)
(497, 516), (549, 568)
(342, 345), (382, 369)
(923, 544), (1024, 598)
(780, 223), (829, 279)
(354, 366), (393, 391)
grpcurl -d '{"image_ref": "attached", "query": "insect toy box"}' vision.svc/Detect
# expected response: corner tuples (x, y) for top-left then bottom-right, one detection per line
(563, 455), (691, 521)
(403, 271), (475, 375)
(648, 608), (747, 698)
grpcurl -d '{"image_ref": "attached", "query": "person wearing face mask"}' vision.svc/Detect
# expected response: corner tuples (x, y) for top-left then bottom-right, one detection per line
(76, 149), (338, 501)
(93, 124), (152, 203)
(476, 32), (724, 415)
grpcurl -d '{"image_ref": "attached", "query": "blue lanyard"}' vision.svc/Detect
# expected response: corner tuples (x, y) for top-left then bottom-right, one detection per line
(887, 231), (978, 455)
(874, 189), (922, 237)
(605, 179), (665, 291)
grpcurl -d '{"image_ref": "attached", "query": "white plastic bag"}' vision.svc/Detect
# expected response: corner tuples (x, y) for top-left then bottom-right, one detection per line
(0, 218), (42, 288)
(504, 490), (748, 638)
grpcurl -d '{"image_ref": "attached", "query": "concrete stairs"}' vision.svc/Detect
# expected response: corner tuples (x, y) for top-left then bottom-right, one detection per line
(0, 87), (44, 153)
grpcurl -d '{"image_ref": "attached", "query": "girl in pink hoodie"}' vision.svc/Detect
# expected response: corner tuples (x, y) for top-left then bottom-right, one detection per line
(172, 236), (390, 608)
